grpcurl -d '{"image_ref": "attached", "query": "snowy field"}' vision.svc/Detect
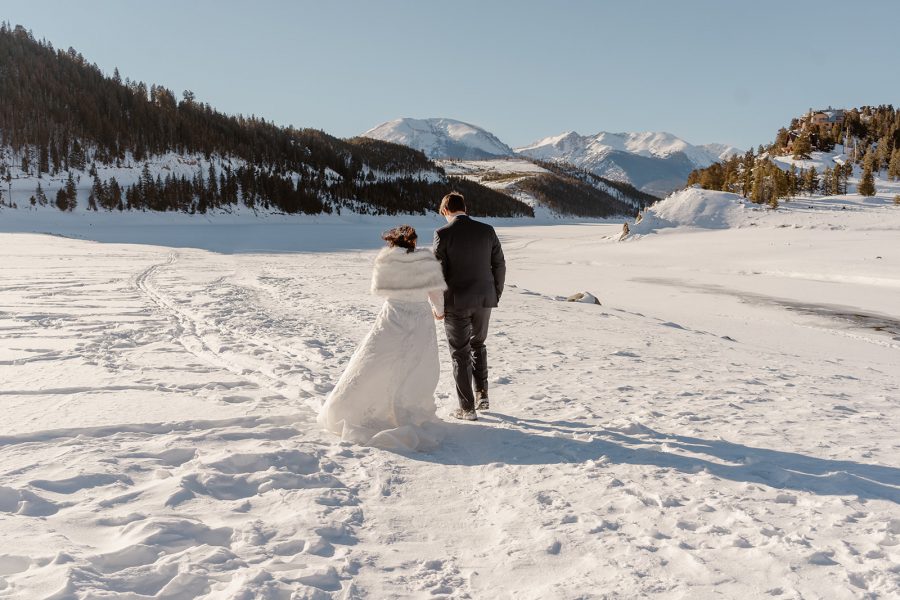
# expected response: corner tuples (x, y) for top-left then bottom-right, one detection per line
(1, 192), (899, 598)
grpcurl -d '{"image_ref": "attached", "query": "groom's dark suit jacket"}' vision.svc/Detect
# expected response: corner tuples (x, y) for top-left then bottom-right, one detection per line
(433, 215), (506, 310)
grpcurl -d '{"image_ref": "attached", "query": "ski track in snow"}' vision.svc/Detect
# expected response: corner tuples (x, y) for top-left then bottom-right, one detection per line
(0, 211), (899, 598)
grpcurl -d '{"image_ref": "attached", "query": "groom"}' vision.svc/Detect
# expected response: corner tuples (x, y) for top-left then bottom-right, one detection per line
(433, 192), (506, 421)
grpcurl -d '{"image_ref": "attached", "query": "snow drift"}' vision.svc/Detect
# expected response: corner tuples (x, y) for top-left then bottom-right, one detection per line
(630, 187), (749, 235)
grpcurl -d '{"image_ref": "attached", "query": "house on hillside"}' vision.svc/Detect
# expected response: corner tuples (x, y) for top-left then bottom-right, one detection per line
(807, 107), (845, 126)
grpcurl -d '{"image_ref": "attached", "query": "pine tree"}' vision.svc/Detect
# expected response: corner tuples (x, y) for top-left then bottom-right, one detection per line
(858, 149), (877, 196)
(841, 163), (853, 193)
(207, 163), (219, 200)
(788, 165), (799, 197)
(64, 172), (77, 210)
(830, 166), (842, 196)
(876, 136), (893, 172)
(820, 167), (832, 195)
(35, 182), (48, 206)
(39, 144), (49, 175)
(699, 163), (724, 189)
(70, 139), (86, 171)
(89, 175), (103, 210)
(750, 161), (763, 204)
(773, 163), (790, 200)
(792, 133), (812, 159)
(774, 128), (790, 153)
(858, 165), (876, 196)
(740, 150), (754, 197)
(888, 148), (900, 181)
(804, 167), (819, 196)
(108, 177), (123, 211)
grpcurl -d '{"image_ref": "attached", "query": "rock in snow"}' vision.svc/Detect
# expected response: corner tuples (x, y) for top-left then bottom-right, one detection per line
(566, 291), (602, 304)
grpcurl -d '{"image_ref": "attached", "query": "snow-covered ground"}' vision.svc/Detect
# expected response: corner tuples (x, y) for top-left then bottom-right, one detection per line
(1, 191), (899, 598)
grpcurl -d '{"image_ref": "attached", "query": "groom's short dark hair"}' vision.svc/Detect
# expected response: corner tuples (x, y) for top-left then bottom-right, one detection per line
(440, 192), (466, 214)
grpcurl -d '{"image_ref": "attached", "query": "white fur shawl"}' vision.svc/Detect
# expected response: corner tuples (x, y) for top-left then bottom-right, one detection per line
(371, 247), (447, 301)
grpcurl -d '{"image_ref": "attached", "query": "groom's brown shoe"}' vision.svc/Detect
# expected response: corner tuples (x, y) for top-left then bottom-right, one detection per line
(475, 390), (489, 411)
(451, 408), (478, 421)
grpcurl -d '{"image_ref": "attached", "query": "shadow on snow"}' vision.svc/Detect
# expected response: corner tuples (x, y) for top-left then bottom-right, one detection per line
(404, 413), (900, 503)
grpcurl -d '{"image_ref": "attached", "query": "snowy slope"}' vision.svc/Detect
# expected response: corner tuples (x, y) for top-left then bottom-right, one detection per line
(516, 131), (742, 196)
(770, 147), (850, 174)
(361, 118), (514, 160)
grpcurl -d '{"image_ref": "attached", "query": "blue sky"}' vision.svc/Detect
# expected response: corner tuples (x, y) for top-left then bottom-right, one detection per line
(4, 0), (899, 150)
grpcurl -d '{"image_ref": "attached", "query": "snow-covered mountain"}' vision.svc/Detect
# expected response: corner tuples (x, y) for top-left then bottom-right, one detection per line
(517, 131), (739, 170)
(361, 118), (514, 160)
(699, 142), (744, 162)
(364, 118), (741, 196)
(516, 131), (741, 196)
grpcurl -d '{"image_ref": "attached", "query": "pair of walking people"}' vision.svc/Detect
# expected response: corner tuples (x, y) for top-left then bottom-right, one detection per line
(317, 192), (506, 450)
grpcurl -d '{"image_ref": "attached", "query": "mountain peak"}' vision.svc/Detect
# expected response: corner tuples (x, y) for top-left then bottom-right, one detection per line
(517, 131), (584, 153)
(517, 130), (742, 196)
(361, 117), (513, 160)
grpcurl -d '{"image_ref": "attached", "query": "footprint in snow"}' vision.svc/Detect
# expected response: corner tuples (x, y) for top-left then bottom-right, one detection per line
(808, 550), (839, 566)
(221, 395), (253, 404)
(29, 473), (131, 494)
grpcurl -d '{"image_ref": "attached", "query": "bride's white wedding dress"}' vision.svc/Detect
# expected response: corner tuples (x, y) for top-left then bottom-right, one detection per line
(317, 246), (447, 451)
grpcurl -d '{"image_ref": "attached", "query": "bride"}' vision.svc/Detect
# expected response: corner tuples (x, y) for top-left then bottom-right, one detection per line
(317, 225), (447, 451)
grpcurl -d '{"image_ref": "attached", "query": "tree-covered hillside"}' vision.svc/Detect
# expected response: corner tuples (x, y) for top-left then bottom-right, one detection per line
(527, 160), (658, 216)
(0, 23), (532, 217)
(685, 105), (900, 207)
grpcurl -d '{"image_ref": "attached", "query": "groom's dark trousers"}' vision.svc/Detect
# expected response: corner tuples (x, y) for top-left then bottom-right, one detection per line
(444, 307), (491, 411)
(433, 215), (506, 412)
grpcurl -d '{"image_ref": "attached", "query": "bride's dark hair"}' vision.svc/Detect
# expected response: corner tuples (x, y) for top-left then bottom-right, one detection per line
(382, 225), (418, 253)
